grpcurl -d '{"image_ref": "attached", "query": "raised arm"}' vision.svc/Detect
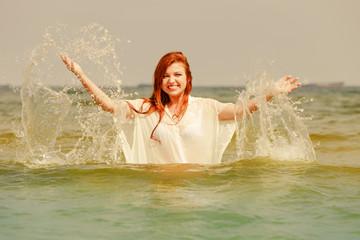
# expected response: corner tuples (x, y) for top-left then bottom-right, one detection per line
(61, 53), (130, 116)
(218, 76), (300, 120)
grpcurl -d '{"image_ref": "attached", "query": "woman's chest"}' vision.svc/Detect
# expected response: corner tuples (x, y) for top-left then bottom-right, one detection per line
(155, 106), (214, 143)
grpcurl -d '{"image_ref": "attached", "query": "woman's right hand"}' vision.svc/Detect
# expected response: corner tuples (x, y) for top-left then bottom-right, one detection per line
(60, 53), (84, 77)
(60, 53), (120, 114)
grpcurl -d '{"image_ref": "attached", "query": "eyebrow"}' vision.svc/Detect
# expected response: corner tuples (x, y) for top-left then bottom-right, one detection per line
(165, 70), (183, 75)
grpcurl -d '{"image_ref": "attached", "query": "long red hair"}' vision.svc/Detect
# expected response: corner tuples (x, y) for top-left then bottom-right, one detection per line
(126, 52), (193, 142)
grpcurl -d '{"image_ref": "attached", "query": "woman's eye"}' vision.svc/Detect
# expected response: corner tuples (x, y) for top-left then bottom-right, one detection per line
(176, 73), (182, 76)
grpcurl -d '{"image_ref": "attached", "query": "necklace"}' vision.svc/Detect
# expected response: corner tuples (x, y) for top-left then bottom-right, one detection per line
(171, 111), (183, 123)
(168, 106), (186, 124)
(167, 100), (188, 124)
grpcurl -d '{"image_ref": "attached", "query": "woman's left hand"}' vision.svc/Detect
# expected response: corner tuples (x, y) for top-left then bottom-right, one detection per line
(274, 75), (301, 95)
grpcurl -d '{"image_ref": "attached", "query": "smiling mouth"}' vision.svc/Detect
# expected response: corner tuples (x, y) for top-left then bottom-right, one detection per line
(167, 85), (179, 90)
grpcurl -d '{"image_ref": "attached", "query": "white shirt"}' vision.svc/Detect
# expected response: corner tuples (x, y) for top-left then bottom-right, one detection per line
(116, 96), (236, 164)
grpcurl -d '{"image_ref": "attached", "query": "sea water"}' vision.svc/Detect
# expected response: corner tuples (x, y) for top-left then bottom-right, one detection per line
(0, 24), (359, 239)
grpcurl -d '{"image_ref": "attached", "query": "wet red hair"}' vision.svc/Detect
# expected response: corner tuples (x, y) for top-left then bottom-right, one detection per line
(126, 51), (193, 142)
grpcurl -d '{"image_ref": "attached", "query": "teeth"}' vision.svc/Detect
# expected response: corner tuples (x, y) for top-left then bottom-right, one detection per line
(168, 86), (178, 90)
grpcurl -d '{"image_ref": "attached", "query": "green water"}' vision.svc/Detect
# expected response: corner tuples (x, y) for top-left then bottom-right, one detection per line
(1, 163), (359, 240)
(1, 86), (360, 239)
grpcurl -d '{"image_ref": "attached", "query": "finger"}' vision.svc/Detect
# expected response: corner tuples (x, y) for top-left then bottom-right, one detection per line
(60, 53), (65, 62)
(63, 53), (70, 61)
(280, 75), (290, 81)
(291, 83), (301, 91)
(289, 77), (299, 84)
(60, 53), (67, 61)
(61, 57), (70, 69)
(61, 54), (69, 65)
(63, 58), (71, 70)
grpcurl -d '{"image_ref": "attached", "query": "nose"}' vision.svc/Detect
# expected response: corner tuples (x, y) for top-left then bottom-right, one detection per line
(169, 75), (176, 83)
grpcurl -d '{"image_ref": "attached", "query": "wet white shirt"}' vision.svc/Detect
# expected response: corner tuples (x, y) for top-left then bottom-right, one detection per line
(117, 96), (236, 164)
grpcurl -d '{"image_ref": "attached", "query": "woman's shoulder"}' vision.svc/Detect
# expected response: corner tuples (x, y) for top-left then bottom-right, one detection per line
(125, 98), (149, 108)
(189, 96), (220, 105)
(190, 96), (232, 113)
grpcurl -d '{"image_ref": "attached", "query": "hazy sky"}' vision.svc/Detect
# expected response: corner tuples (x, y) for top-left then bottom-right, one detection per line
(1, 0), (359, 86)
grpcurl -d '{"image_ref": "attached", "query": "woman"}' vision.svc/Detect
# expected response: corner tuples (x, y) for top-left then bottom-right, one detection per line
(61, 52), (300, 164)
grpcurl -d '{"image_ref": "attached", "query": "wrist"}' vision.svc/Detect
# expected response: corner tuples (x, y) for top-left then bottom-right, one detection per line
(266, 92), (274, 101)
(265, 87), (276, 101)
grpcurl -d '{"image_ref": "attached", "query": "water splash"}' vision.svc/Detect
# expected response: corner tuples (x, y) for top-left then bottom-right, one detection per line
(235, 72), (316, 162)
(16, 23), (126, 168)
(16, 23), (315, 168)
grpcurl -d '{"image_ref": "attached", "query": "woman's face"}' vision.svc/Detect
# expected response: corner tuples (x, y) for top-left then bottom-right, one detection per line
(161, 62), (187, 101)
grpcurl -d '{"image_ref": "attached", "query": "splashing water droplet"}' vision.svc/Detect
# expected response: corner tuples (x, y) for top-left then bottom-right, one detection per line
(235, 72), (316, 163)
(17, 23), (127, 168)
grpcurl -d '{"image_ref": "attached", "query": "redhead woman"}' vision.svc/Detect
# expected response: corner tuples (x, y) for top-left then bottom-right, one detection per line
(61, 52), (300, 164)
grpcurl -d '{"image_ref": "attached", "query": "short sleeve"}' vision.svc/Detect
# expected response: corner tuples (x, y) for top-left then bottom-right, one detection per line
(113, 100), (129, 123)
(207, 98), (236, 164)
(114, 99), (149, 118)
(207, 98), (233, 116)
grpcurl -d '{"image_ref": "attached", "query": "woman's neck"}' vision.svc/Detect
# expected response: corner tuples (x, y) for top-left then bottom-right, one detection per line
(167, 95), (186, 116)
(168, 94), (183, 106)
